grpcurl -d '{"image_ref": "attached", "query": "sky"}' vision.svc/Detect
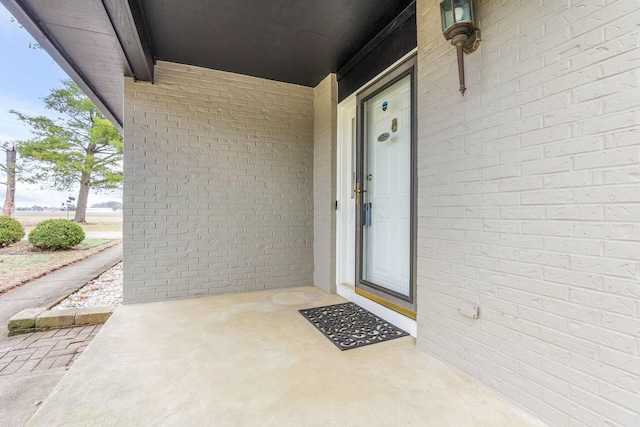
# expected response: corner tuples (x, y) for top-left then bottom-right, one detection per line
(0, 4), (121, 208)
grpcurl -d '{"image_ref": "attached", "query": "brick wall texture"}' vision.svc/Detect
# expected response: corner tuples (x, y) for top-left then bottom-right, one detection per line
(123, 62), (314, 303)
(121, 3), (640, 424)
(416, 1), (640, 426)
(313, 74), (338, 293)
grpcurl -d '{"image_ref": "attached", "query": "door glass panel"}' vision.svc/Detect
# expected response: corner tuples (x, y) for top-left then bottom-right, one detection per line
(362, 75), (411, 297)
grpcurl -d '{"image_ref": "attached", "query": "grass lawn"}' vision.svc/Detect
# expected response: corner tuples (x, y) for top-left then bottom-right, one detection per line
(14, 211), (123, 234)
(0, 238), (121, 294)
(1, 211), (123, 293)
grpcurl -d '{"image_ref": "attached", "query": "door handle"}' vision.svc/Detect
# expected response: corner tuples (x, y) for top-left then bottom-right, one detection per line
(354, 182), (366, 205)
(364, 203), (372, 227)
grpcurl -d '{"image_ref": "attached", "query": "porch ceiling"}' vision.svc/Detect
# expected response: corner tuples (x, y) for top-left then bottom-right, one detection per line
(1, 0), (414, 129)
(142, 0), (413, 88)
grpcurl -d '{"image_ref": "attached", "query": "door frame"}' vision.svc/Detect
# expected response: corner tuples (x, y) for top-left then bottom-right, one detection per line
(354, 55), (417, 318)
(336, 96), (357, 288)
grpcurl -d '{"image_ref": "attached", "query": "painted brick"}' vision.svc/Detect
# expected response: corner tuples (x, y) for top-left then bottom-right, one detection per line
(603, 167), (640, 186)
(416, 1), (640, 426)
(124, 62), (314, 303)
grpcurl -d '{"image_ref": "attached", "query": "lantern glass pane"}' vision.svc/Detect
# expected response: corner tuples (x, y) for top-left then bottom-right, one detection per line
(453, 0), (472, 23)
(440, 1), (454, 31)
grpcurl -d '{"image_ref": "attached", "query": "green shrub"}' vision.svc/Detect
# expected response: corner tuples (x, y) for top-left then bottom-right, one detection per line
(28, 219), (85, 250)
(0, 216), (25, 247)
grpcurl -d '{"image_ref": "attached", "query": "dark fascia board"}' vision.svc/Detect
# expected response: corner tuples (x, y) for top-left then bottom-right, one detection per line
(102, 0), (154, 83)
(337, 1), (416, 81)
(1, 0), (124, 131)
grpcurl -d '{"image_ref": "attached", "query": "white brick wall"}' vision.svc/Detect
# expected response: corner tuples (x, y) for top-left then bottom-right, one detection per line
(313, 74), (338, 293)
(123, 62), (314, 303)
(416, 1), (640, 426)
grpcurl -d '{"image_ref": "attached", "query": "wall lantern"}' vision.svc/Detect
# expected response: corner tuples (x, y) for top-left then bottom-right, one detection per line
(440, 0), (481, 95)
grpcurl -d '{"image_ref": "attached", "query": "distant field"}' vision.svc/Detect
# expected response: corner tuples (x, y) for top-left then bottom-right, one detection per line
(14, 210), (122, 224)
(14, 210), (123, 233)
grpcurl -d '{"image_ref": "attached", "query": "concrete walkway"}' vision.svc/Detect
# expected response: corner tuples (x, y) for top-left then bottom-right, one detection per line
(84, 231), (122, 239)
(0, 243), (123, 338)
(0, 243), (121, 427)
(27, 286), (544, 426)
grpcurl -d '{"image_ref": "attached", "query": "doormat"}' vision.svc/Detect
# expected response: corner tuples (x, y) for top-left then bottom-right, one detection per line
(298, 302), (409, 351)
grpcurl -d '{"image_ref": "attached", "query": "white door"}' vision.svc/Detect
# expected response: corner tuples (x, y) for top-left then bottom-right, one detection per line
(361, 75), (412, 297)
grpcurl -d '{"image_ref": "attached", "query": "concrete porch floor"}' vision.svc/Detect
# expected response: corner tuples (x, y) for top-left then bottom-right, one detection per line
(28, 287), (543, 426)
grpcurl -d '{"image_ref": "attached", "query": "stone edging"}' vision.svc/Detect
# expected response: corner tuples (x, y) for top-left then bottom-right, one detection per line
(7, 305), (117, 336)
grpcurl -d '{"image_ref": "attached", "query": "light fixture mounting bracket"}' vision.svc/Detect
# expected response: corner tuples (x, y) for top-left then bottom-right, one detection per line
(462, 28), (481, 54)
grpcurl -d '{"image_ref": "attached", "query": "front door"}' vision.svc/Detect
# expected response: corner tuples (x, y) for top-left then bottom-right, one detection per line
(355, 57), (416, 318)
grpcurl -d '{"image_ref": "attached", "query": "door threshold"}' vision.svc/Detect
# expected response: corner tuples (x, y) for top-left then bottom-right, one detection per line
(355, 287), (417, 320)
(337, 283), (417, 337)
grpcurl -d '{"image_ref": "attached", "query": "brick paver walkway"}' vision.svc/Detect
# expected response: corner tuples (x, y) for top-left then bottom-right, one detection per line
(0, 325), (101, 376)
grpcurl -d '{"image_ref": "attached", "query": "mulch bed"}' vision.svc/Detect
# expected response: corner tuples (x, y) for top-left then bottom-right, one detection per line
(0, 240), (79, 255)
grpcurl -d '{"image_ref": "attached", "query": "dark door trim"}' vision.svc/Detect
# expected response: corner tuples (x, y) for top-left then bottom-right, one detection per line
(354, 55), (417, 318)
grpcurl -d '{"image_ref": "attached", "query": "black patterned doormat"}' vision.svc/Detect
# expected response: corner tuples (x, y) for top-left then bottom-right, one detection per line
(298, 302), (409, 351)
